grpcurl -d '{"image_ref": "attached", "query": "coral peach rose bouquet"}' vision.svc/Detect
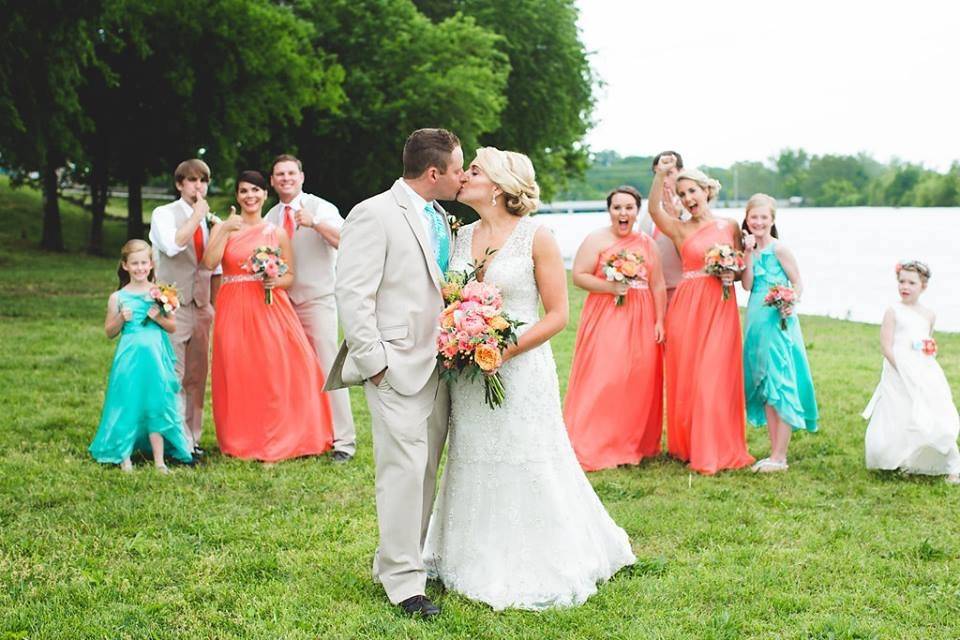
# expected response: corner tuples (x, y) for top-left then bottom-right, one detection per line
(703, 243), (745, 301)
(241, 246), (288, 304)
(144, 283), (180, 324)
(764, 283), (798, 330)
(437, 270), (523, 409)
(602, 249), (647, 306)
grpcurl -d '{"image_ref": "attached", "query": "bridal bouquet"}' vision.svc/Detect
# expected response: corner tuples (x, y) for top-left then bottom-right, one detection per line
(436, 269), (523, 409)
(703, 243), (745, 301)
(602, 249), (647, 306)
(144, 283), (180, 324)
(764, 283), (798, 330)
(241, 246), (288, 304)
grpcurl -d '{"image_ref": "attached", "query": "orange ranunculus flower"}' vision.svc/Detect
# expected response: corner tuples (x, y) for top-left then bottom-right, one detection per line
(474, 344), (502, 372)
(620, 261), (640, 277)
(440, 311), (456, 329)
(487, 315), (509, 331)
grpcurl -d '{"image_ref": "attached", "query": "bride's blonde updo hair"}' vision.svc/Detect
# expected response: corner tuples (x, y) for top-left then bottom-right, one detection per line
(473, 147), (541, 216)
(676, 168), (722, 202)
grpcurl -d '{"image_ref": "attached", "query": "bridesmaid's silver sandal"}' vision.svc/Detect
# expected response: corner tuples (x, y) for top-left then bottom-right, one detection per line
(752, 458), (788, 473)
(155, 464), (170, 475)
(120, 459), (133, 473)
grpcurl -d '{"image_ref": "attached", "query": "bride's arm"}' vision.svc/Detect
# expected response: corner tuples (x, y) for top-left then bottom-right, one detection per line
(502, 226), (568, 363)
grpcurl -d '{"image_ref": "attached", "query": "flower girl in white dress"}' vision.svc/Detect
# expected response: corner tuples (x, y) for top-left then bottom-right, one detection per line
(863, 260), (960, 483)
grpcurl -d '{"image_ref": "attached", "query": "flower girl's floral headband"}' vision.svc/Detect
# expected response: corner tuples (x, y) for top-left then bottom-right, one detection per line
(895, 260), (932, 282)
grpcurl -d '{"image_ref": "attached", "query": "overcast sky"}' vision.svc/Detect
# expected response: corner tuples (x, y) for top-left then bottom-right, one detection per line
(577, 0), (960, 170)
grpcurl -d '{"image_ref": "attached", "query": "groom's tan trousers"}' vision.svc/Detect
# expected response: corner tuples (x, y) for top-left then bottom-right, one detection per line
(363, 371), (449, 604)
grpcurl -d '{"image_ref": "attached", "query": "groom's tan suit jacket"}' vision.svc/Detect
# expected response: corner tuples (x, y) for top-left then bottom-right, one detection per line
(326, 179), (449, 396)
(328, 178), (451, 605)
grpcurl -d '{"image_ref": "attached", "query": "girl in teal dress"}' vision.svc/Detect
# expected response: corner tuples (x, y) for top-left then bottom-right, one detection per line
(741, 194), (818, 473)
(89, 240), (194, 472)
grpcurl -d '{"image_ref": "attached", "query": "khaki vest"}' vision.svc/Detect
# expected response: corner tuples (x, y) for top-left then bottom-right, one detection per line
(265, 193), (340, 304)
(152, 201), (213, 307)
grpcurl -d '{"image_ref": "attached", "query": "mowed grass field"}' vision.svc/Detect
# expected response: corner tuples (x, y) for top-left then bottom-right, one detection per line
(2, 180), (959, 639)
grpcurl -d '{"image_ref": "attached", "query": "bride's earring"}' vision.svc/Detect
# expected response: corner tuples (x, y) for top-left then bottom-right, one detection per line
(491, 192), (497, 206)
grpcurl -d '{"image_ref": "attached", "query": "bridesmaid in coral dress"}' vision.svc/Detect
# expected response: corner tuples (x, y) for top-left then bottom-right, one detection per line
(648, 156), (754, 475)
(565, 186), (666, 471)
(202, 170), (333, 462)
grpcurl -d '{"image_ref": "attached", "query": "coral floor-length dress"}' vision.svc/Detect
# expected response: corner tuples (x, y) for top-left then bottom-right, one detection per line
(665, 220), (753, 474)
(212, 222), (333, 461)
(565, 233), (664, 470)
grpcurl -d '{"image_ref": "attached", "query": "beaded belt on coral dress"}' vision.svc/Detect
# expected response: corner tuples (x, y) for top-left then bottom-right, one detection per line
(222, 274), (261, 284)
(682, 270), (709, 280)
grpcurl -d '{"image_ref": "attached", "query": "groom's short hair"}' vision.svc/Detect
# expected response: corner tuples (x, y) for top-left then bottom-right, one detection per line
(403, 128), (461, 178)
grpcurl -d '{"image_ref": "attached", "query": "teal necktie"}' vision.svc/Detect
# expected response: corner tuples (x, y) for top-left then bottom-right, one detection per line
(424, 203), (449, 273)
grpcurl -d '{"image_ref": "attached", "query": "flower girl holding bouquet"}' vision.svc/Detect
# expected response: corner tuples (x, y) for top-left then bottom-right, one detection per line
(863, 260), (960, 484)
(740, 194), (818, 473)
(89, 240), (195, 472)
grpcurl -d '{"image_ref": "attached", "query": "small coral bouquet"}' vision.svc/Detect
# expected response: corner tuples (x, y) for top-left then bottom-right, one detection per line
(912, 338), (938, 357)
(704, 243), (745, 301)
(602, 249), (647, 306)
(764, 283), (798, 330)
(144, 283), (180, 324)
(242, 246), (288, 304)
(436, 270), (523, 409)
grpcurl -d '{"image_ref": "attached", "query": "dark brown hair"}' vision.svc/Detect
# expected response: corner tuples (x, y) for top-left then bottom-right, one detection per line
(402, 128), (460, 178)
(236, 170), (268, 191)
(606, 185), (642, 210)
(651, 151), (684, 173)
(272, 153), (303, 173)
(174, 159), (210, 184)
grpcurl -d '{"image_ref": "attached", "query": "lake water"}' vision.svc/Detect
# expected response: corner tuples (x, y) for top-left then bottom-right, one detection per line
(537, 207), (960, 332)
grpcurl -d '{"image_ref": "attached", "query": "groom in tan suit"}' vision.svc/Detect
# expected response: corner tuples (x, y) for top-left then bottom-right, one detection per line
(265, 154), (356, 461)
(327, 128), (463, 618)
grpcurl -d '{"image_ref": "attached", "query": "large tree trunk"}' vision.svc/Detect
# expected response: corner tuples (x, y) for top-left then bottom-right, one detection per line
(40, 160), (64, 251)
(87, 139), (109, 255)
(126, 165), (144, 240)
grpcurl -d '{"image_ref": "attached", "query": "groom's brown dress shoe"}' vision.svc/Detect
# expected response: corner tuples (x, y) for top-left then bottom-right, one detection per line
(399, 595), (440, 619)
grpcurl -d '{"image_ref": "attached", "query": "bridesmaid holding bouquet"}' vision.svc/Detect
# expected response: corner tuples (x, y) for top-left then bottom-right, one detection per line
(89, 239), (194, 472)
(648, 156), (754, 475)
(203, 171), (333, 462)
(741, 194), (818, 473)
(565, 186), (666, 471)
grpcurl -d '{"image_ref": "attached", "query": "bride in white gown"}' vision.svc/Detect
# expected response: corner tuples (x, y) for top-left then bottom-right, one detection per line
(423, 147), (635, 610)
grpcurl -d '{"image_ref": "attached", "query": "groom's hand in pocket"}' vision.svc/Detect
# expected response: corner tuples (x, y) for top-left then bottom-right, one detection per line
(370, 368), (387, 387)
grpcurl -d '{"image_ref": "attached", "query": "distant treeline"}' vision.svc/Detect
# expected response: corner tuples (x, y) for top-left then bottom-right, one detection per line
(558, 149), (960, 207)
(0, 0), (592, 253)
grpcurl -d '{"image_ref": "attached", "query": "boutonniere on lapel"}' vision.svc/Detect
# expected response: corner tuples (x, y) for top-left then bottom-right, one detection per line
(205, 212), (221, 227)
(447, 213), (463, 235)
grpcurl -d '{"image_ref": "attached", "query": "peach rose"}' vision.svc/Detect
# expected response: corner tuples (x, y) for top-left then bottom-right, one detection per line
(440, 308), (456, 329)
(474, 344), (502, 372)
(487, 315), (510, 331)
(620, 261), (639, 278)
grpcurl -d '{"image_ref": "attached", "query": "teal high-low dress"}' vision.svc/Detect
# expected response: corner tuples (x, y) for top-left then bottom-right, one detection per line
(89, 289), (194, 464)
(742, 243), (818, 432)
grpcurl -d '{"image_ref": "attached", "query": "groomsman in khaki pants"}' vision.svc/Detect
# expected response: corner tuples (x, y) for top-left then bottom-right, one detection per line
(148, 159), (220, 454)
(266, 154), (356, 461)
(327, 129), (463, 618)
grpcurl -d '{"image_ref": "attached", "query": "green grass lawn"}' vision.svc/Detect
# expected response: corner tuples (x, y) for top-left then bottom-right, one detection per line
(2, 181), (960, 639)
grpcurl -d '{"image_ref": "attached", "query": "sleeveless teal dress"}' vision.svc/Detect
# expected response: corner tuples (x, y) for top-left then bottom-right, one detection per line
(89, 289), (194, 464)
(742, 243), (818, 432)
